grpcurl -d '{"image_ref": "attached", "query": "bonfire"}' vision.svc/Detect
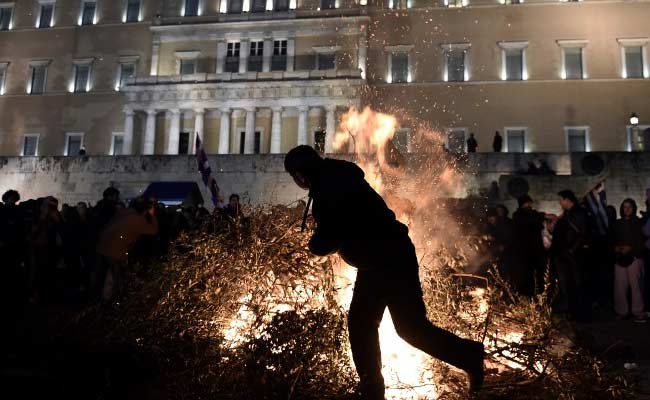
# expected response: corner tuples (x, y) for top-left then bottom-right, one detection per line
(71, 108), (633, 400)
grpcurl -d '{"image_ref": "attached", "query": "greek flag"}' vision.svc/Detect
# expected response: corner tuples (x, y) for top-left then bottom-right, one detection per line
(195, 133), (221, 207)
(584, 180), (608, 236)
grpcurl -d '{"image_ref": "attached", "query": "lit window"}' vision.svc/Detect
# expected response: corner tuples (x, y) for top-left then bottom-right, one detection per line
(29, 63), (48, 94)
(0, 5), (12, 30)
(624, 46), (644, 79)
(74, 64), (91, 92)
(505, 128), (526, 152)
(0, 62), (7, 95)
(446, 49), (466, 82)
(252, 0), (266, 12)
(272, 40), (287, 71)
(22, 135), (39, 156)
(38, 3), (55, 28)
(393, 128), (411, 154)
(184, 0), (199, 16)
(565, 127), (588, 152)
(229, 0), (243, 13)
(248, 41), (264, 72)
(505, 49), (523, 80)
(118, 63), (136, 88)
(390, 53), (408, 83)
(111, 134), (124, 155)
(447, 128), (468, 153)
(125, 0), (140, 22)
(563, 47), (583, 79)
(444, 0), (466, 7)
(226, 42), (241, 73)
(180, 59), (197, 75)
(274, 0), (289, 11)
(65, 133), (84, 156)
(80, 1), (96, 25)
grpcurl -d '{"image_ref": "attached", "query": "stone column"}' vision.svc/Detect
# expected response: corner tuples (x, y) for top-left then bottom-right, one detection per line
(325, 105), (336, 154)
(143, 109), (156, 155)
(218, 108), (231, 154)
(167, 109), (181, 155)
(194, 108), (205, 154)
(150, 41), (160, 76)
(297, 105), (309, 146)
(270, 106), (283, 154)
(287, 38), (295, 72)
(244, 107), (256, 154)
(123, 109), (135, 155)
(216, 40), (227, 73)
(239, 39), (250, 74)
(263, 38), (273, 72)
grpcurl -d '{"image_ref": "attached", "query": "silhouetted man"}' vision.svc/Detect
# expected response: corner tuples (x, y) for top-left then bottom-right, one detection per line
(284, 145), (484, 399)
(467, 133), (478, 153)
(492, 131), (502, 152)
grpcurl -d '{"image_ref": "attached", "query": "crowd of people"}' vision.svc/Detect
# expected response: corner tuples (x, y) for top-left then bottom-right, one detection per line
(485, 188), (650, 323)
(0, 187), (245, 309)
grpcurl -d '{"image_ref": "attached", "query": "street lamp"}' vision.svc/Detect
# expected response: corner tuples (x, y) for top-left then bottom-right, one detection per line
(630, 113), (640, 151)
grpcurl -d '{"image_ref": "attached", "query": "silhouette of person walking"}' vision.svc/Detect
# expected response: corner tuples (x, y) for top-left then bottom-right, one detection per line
(284, 145), (485, 399)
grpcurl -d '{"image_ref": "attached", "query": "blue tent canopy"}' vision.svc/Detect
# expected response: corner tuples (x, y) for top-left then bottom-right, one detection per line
(142, 181), (204, 206)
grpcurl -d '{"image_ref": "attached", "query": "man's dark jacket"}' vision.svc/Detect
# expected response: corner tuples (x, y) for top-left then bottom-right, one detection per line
(308, 158), (410, 271)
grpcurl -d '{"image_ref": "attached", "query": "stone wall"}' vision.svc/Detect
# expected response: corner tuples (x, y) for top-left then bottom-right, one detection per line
(1, 152), (649, 215)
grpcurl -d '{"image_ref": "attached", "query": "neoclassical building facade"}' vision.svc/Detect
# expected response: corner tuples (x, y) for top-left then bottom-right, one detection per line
(0, 0), (649, 156)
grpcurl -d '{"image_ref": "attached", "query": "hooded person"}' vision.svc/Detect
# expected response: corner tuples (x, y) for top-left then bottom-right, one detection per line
(284, 145), (485, 399)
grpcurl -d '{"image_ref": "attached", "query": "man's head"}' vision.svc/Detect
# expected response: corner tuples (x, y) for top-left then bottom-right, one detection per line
(284, 145), (324, 190)
(620, 198), (637, 219)
(229, 194), (240, 208)
(558, 190), (578, 211)
(2, 189), (20, 206)
(103, 187), (120, 204)
(517, 194), (534, 209)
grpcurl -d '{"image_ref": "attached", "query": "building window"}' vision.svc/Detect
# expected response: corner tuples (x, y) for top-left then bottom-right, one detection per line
(38, 2), (55, 28)
(22, 135), (39, 156)
(443, 44), (469, 82)
(389, 0), (408, 9)
(272, 40), (287, 71)
(444, 0), (466, 7)
(111, 134), (124, 155)
(321, 0), (336, 9)
(239, 131), (245, 154)
(505, 48), (523, 80)
(80, 1), (96, 25)
(317, 53), (336, 70)
(252, 0), (266, 12)
(274, 0), (289, 11)
(627, 124), (650, 152)
(393, 128), (411, 154)
(74, 64), (91, 92)
(505, 128), (526, 152)
(226, 42), (240, 73)
(0, 5), (12, 30)
(125, 0), (140, 22)
(29, 63), (48, 94)
(618, 39), (648, 79)
(0, 62), (7, 95)
(184, 0), (199, 16)
(254, 131), (261, 154)
(248, 41), (263, 72)
(447, 128), (467, 153)
(314, 131), (326, 153)
(565, 127), (588, 152)
(180, 59), (197, 75)
(228, 0), (243, 13)
(563, 47), (584, 79)
(118, 62), (136, 89)
(624, 46), (644, 79)
(390, 52), (409, 83)
(65, 133), (84, 156)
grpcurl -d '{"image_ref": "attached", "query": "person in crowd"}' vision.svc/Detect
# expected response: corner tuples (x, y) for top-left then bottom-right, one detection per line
(1, 190), (26, 306)
(467, 133), (478, 153)
(284, 145), (485, 398)
(492, 131), (503, 152)
(512, 195), (551, 295)
(495, 204), (511, 224)
(90, 187), (121, 237)
(612, 199), (647, 323)
(552, 190), (590, 322)
(641, 189), (650, 312)
(94, 197), (158, 302)
(30, 196), (63, 302)
(223, 194), (242, 219)
(486, 207), (515, 281)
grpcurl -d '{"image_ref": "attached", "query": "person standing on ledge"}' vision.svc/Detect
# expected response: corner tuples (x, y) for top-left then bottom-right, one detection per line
(467, 133), (478, 153)
(492, 131), (503, 152)
(284, 145), (485, 399)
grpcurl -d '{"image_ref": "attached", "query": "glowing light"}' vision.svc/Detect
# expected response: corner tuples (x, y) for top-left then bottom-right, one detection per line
(220, 0), (228, 13)
(360, 0), (367, 4)
(386, 73), (392, 83)
(289, 0), (296, 9)
(122, 11), (127, 22)
(243, 0), (250, 12)
(407, 71), (412, 83)
(335, 0), (340, 8)
(522, 69), (528, 80)
(462, 0), (468, 5)
(464, 67), (469, 82)
(266, 0), (274, 11)
(389, 0), (394, 8)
